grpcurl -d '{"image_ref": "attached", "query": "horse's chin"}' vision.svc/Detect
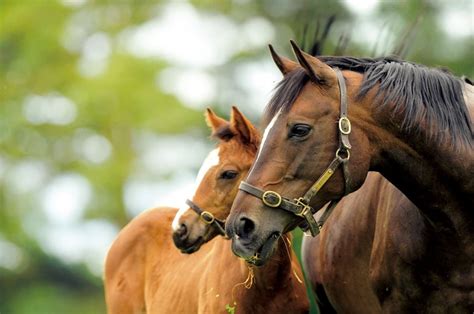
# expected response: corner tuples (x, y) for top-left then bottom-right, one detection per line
(179, 236), (205, 254)
(232, 231), (280, 267)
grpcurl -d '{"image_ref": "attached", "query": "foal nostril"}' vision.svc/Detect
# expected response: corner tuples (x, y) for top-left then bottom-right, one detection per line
(177, 224), (188, 239)
(237, 217), (255, 239)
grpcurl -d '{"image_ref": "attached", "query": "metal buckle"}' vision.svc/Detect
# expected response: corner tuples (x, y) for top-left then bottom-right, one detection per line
(338, 117), (351, 135)
(200, 211), (215, 224)
(262, 190), (282, 208)
(294, 197), (312, 217)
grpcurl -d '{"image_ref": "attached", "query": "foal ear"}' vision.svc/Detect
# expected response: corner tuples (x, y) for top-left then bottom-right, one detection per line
(230, 106), (259, 147)
(205, 108), (234, 141)
(268, 44), (299, 75)
(289, 40), (336, 85)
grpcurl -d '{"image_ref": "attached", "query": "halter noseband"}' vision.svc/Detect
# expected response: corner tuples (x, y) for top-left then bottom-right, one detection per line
(239, 68), (351, 237)
(185, 199), (227, 237)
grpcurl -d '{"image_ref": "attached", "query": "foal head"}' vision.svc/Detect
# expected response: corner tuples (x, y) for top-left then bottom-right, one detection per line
(226, 43), (374, 264)
(172, 107), (260, 254)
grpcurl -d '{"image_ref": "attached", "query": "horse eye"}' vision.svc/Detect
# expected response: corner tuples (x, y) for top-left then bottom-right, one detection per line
(219, 170), (238, 180)
(289, 124), (312, 139)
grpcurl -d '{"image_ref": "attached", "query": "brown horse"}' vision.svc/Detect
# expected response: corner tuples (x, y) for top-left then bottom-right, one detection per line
(302, 172), (420, 313)
(226, 42), (473, 312)
(104, 107), (308, 313)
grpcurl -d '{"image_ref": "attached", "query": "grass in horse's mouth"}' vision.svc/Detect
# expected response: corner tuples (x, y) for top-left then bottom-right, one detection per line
(247, 232), (281, 266)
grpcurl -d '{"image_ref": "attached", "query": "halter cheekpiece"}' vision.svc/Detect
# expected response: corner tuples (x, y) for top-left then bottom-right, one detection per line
(185, 199), (227, 236)
(239, 68), (351, 237)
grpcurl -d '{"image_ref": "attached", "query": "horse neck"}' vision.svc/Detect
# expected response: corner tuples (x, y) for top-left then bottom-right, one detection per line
(362, 98), (474, 254)
(241, 234), (298, 294)
(212, 234), (306, 313)
(257, 235), (295, 285)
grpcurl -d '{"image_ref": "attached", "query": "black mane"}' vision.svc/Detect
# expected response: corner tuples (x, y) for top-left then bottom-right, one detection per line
(264, 56), (473, 147)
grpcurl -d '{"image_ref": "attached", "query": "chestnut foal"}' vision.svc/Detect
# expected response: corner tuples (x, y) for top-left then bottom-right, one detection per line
(104, 107), (308, 313)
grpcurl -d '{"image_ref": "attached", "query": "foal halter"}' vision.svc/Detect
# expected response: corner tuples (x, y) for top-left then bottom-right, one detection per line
(185, 199), (227, 236)
(239, 68), (351, 237)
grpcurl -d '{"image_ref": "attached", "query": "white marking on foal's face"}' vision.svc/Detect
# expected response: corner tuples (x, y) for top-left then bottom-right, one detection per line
(248, 108), (282, 177)
(172, 148), (220, 231)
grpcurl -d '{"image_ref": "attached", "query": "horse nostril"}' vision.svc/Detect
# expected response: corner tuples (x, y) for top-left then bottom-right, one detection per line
(177, 224), (188, 239)
(237, 217), (255, 239)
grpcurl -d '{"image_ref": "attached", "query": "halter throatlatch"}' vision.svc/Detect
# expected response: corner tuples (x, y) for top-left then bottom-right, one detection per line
(185, 199), (227, 237)
(239, 68), (351, 237)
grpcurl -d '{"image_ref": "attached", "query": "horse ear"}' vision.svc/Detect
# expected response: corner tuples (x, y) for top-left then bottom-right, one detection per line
(289, 40), (336, 85)
(230, 106), (259, 147)
(205, 108), (235, 141)
(268, 44), (299, 75)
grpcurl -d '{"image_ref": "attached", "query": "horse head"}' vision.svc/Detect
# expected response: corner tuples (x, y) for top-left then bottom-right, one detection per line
(172, 107), (260, 254)
(226, 42), (372, 265)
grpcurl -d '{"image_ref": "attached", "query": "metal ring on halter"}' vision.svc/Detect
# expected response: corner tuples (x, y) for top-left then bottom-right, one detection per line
(338, 116), (351, 135)
(200, 211), (215, 224)
(336, 148), (350, 161)
(262, 190), (283, 208)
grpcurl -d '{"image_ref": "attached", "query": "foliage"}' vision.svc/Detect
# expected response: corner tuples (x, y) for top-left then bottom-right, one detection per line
(0, 0), (471, 313)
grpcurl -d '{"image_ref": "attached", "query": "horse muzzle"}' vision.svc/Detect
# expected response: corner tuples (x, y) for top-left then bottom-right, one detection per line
(231, 231), (280, 266)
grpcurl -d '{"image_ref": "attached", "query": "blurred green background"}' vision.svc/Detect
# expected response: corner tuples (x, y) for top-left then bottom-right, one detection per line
(0, 0), (472, 313)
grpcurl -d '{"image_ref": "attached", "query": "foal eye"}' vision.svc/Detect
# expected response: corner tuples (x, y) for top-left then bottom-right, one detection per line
(219, 170), (238, 180)
(288, 124), (312, 139)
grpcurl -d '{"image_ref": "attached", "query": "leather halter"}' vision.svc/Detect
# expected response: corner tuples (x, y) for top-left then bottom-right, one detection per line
(185, 199), (227, 236)
(239, 68), (351, 237)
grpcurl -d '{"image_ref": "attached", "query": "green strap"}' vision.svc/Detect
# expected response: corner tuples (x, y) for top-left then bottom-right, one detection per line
(302, 156), (343, 203)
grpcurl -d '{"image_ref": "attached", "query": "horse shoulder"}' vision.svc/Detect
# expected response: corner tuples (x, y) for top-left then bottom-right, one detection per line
(368, 180), (431, 312)
(104, 207), (178, 314)
(303, 172), (387, 313)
